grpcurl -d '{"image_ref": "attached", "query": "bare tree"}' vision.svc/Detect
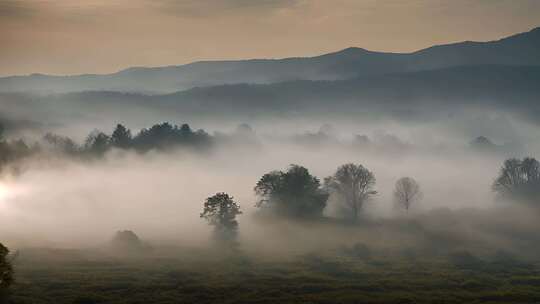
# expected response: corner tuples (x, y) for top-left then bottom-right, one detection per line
(324, 163), (376, 221)
(394, 177), (422, 213)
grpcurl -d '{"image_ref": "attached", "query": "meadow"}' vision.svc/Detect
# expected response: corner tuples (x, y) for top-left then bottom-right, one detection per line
(10, 243), (540, 304)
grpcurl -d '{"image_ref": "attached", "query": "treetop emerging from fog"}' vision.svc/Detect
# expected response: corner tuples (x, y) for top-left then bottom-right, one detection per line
(255, 165), (328, 218)
(48, 122), (213, 157)
(493, 157), (540, 203)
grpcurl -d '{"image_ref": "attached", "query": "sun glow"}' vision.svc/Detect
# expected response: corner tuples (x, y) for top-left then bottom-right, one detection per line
(0, 182), (13, 201)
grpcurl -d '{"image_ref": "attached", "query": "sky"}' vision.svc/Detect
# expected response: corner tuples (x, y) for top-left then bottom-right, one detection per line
(0, 0), (539, 76)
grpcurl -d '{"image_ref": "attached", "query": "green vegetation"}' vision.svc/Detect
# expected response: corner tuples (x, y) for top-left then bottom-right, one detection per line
(56, 122), (212, 156)
(255, 165), (328, 218)
(0, 121), (213, 172)
(0, 243), (14, 302)
(9, 247), (540, 304)
(201, 192), (242, 242)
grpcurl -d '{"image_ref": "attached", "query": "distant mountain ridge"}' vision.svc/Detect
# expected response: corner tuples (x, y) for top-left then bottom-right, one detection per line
(3, 64), (539, 127)
(1, 27), (539, 94)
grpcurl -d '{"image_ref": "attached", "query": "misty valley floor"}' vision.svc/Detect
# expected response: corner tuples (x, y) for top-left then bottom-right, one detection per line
(9, 248), (540, 304)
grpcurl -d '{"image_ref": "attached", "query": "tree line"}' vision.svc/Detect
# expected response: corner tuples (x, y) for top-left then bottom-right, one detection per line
(202, 157), (540, 242)
(202, 163), (423, 243)
(0, 125), (33, 173)
(1, 158), (538, 297)
(46, 122), (212, 157)
(0, 122), (213, 172)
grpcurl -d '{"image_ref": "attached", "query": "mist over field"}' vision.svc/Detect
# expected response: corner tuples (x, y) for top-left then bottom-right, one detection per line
(1, 6), (540, 302)
(0, 116), (538, 258)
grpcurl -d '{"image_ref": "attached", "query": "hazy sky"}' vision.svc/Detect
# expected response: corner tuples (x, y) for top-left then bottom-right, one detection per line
(1, 0), (539, 76)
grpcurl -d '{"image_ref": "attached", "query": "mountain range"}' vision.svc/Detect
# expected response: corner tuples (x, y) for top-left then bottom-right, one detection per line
(1, 27), (539, 94)
(1, 26), (540, 135)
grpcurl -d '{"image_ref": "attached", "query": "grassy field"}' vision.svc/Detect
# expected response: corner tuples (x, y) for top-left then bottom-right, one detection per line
(8, 246), (540, 304)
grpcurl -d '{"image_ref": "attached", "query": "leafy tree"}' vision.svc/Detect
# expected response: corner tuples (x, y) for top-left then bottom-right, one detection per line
(44, 133), (79, 155)
(0, 136), (32, 173)
(324, 163), (376, 221)
(0, 243), (14, 300)
(132, 122), (175, 150)
(201, 193), (242, 241)
(255, 165), (328, 217)
(179, 123), (192, 135)
(493, 157), (540, 203)
(110, 124), (132, 149)
(394, 177), (422, 213)
(132, 122), (211, 151)
(84, 130), (110, 156)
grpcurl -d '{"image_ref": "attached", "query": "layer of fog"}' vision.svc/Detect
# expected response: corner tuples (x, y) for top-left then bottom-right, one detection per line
(0, 134), (532, 255)
(3, 91), (540, 155)
(2, 103), (540, 261)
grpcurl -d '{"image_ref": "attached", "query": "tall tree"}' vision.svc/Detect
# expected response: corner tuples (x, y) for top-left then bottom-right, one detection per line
(394, 177), (422, 213)
(110, 124), (132, 149)
(201, 193), (242, 241)
(493, 157), (540, 203)
(324, 163), (376, 221)
(255, 165), (328, 218)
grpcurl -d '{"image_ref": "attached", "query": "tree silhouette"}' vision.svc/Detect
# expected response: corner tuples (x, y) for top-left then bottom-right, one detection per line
(133, 122), (176, 150)
(0, 243), (14, 300)
(84, 130), (110, 156)
(44, 133), (79, 155)
(110, 124), (132, 149)
(255, 165), (328, 218)
(131, 122), (211, 151)
(201, 193), (242, 241)
(179, 123), (192, 135)
(493, 157), (540, 203)
(324, 163), (376, 221)
(0, 121), (215, 168)
(110, 230), (149, 253)
(394, 177), (422, 213)
(0, 133), (32, 172)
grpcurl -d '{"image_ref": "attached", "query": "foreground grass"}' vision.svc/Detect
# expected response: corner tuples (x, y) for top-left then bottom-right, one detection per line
(9, 247), (540, 304)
